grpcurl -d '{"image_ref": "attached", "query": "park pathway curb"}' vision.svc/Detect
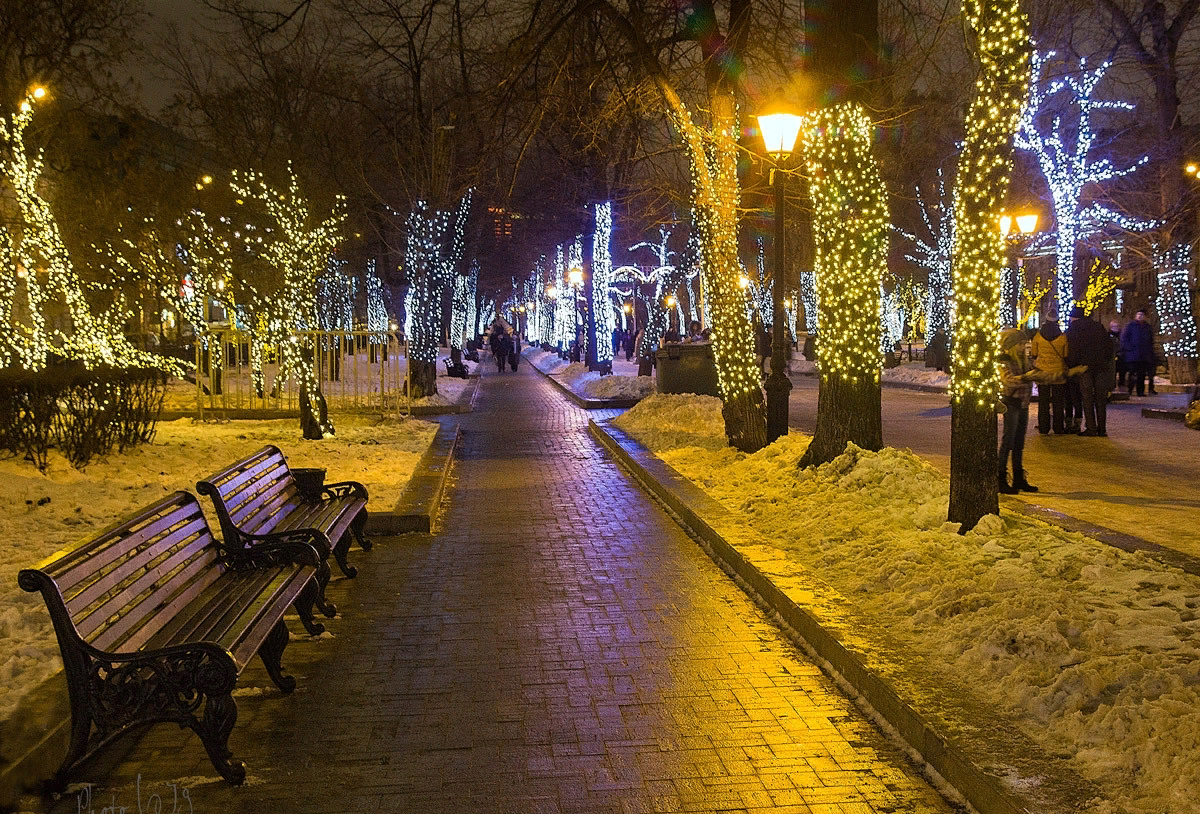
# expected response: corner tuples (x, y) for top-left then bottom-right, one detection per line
(588, 418), (1119, 814)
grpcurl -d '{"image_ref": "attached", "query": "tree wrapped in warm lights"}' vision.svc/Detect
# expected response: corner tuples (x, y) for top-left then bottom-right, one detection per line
(948, 0), (1031, 531)
(229, 167), (345, 439)
(798, 103), (887, 467)
(1076, 259), (1119, 316)
(0, 92), (179, 375)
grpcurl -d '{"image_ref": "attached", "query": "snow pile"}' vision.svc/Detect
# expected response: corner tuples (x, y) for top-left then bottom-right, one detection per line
(582, 374), (655, 400)
(614, 394), (1200, 814)
(525, 348), (568, 374)
(882, 363), (950, 388)
(0, 414), (437, 723)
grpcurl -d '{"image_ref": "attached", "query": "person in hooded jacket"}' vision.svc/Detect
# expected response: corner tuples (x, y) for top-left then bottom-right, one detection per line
(1030, 317), (1069, 434)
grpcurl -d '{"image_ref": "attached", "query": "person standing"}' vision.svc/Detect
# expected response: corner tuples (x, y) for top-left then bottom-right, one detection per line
(998, 328), (1038, 494)
(1120, 310), (1156, 396)
(1066, 307), (1114, 436)
(509, 331), (522, 371)
(1030, 318), (1068, 434)
(1108, 320), (1126, 392)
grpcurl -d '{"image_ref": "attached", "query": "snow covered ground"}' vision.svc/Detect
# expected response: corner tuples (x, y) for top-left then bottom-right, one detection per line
(0, 413), (438, 724)
(614, 394), (1200, 814)
(524, 348), (656, 400)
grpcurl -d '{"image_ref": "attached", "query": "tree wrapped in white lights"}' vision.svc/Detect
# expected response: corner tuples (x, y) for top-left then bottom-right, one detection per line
(1016, 49), (1153, 319)
(798, 103), (888, 467)
(230, 167), (345, 439)
(949, 0), (1031, 531)
(900, 168), (953, 342)
(0, 92), (177, 374)
(404, 190), (472, 398)
(1154, 244), (1197, 363)
(590, 202), (616, 367)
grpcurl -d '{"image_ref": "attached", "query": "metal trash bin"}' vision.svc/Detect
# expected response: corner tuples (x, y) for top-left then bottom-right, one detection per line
(655, 342), (720, 397)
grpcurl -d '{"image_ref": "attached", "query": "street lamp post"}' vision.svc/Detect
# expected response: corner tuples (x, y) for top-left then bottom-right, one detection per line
(1000, 211), (1039, 326)
(757, 111), (805, 443)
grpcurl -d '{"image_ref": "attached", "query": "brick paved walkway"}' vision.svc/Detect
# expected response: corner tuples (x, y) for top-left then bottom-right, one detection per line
(38, 366), (956, 814)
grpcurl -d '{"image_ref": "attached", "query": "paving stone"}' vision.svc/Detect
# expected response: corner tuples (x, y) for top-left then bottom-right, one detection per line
(32, 366), (959, 814)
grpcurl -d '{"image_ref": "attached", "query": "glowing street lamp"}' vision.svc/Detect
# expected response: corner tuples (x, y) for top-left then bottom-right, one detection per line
(1000, 210), (1040, 326)
(756, 108), (805, 443)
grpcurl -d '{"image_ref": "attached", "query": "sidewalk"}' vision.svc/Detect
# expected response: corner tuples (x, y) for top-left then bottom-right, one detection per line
(22, 363), (956, 814)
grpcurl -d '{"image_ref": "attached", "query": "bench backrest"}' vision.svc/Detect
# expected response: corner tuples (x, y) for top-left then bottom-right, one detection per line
(196, 445), (301, 545)
(18, 491), (224, 659)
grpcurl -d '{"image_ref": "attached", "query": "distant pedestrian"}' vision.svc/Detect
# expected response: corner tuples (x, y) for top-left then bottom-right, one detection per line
(1120, 310), (1156, 396)
(998, 328), (1038, 494)
(509, 331), (522, 371)
(687, 320), (704, 341)
(1066, 307), (1114, 436)
(1030, 317), (1068, 434)
(490, 325), (513, 373)
(1108, 320), (1126, 391)
(612, 327), (623, 360)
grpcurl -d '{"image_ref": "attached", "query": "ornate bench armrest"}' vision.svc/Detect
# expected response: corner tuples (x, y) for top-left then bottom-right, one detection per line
(221, 528), (330, 566)
(320, 480), (369, 501)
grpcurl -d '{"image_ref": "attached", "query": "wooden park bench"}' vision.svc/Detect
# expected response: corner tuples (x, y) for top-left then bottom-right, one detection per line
(18, 491), (326, 786)
(196, 445), (371, 595)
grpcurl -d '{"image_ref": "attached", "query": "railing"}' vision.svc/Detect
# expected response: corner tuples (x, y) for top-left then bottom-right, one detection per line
(189, 329), (412, 415)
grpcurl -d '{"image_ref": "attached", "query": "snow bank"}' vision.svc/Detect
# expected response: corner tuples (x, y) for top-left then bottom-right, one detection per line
(0, 414), (437, 723)
(614, 394), (1200, 814)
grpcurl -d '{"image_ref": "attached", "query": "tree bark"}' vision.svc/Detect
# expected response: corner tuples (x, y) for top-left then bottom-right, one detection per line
(407, 359), (438, 400)
(800, 374), (882, 467)
(949, 401), (998, 527)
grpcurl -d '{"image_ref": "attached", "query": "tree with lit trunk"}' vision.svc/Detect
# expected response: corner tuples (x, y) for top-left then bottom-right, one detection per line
(948, 0), (1032, 531)
(798, 103), (888, 467)
(604, 0), (766, 451)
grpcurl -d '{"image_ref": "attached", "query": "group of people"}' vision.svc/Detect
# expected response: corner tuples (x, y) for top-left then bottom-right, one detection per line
(998, 308), (1158, 496)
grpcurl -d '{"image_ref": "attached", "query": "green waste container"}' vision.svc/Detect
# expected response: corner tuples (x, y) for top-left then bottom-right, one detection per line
(655, 342), (720, 397)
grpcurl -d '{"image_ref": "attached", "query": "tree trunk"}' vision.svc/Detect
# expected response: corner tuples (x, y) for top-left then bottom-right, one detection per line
(948, 400), (998, 531)
(799, 373), (882, 467)
(1168, 355), (1198, 384)
(946, 0), (1030, 531)
(407, 359), (438, 400)
(300, 380), (331, 440)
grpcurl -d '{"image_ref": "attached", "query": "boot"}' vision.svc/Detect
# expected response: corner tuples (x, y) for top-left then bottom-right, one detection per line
(1013, 471), (1038, 493)
(999, 468), (1019, 495)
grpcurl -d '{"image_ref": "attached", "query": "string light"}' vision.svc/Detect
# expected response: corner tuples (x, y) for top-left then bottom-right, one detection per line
(1154, 243), (1197, 358)
(950, 0), (1031, 409)
(591, 202), (615, 365)
(229, 165), (346, 435)
(899, 167), (954, 342)
(1076, 259), (1119, 316)
(0, 90), (179, 374)
(803, 103), (888, 384)
(1016, 49), (1154, 317)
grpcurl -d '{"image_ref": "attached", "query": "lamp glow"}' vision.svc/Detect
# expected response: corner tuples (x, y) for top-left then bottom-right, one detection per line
(757, 112), (804, 157)
(1016, 213), (1038, 233)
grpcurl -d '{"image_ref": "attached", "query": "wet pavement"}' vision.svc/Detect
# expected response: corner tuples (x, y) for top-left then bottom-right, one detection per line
(30, 364), (958, 814)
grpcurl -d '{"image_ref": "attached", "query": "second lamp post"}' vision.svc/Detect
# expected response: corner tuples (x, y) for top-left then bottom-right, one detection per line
(757, 111), (805, 442)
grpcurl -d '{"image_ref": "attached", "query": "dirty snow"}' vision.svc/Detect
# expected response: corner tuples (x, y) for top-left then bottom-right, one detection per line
(614, 393), (1200, 814)
(0, 413), (437, 723)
